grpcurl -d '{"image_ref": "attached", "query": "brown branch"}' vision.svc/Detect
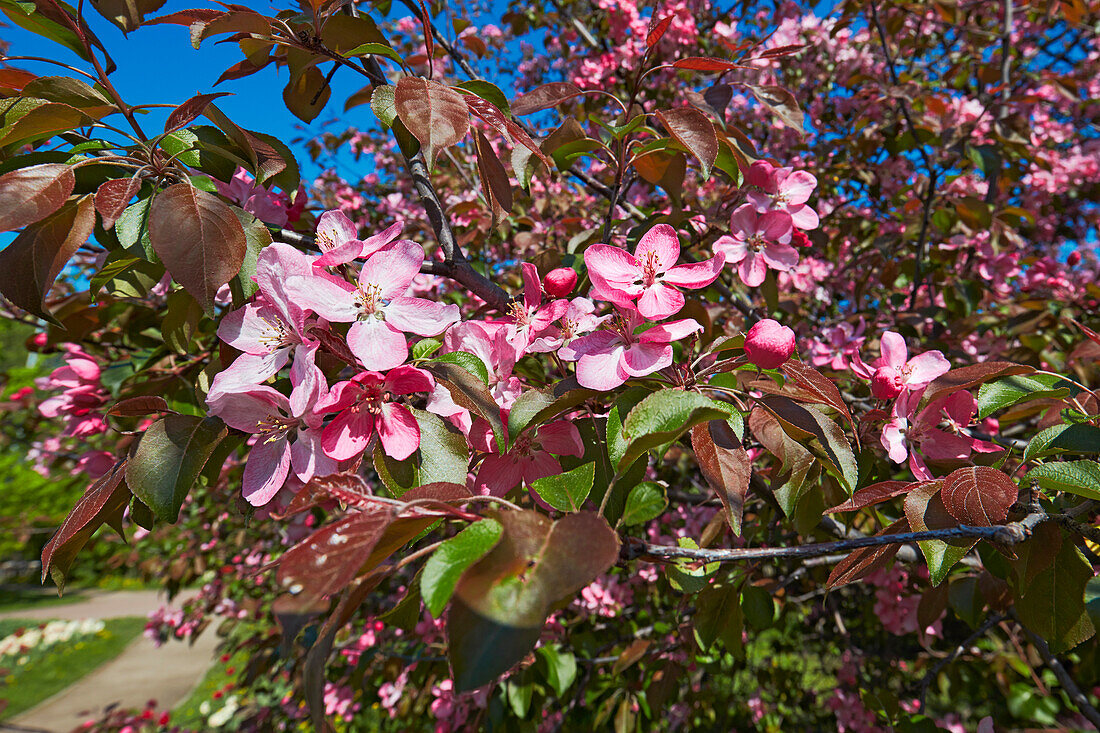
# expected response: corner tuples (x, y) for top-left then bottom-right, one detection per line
(1013, 610), (1100, 730)
(621, 512), (1050, 565)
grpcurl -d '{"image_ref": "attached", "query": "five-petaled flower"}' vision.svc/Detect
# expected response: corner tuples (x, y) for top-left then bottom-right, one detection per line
(713, 204), (798, 287)
(318, 365), (434, 461)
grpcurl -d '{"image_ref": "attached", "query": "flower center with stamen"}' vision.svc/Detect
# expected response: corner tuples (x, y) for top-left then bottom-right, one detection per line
(508, 301), (532, 328)
(355, 283), (387, 320)
(257, 315), (293, 349)
(255, 413), (299, 443)
(641, 250), (661, 288)
(746, 233), (767, 252)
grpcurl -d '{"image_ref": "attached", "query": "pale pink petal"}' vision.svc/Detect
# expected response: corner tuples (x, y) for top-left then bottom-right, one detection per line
(218, 303), (291, 355)
(576, 345), (629, 390)
(536, 421), (584, 457)
(621, 341), (672, 376)
(639, 318), (702, 344)
(739, 252), (767, 287)
(779, 170), (816, 205)
(921, 429), (972, 461)
(662, 255), (725, 288)
(908, 451), (933, 481)
(559, 330), (618, 361)
(313, 240), (367, 268)
(377, 403), (420, 460)
(215, 350), (289, 391)
(761, 241), (800, 270)
(636, 283), (684, 320)
(881, 418), (908, 464)
(712, 235), (747, 264)
(208, 388), (286, 433)
(879, 332), (908, 369)
(942, 391), (977, 425)
(284, 274), (358, 322)
(347, 320), (408, 371)
(729, 203), (758, 233)
(633, 224), (680, 271)
(322, 409), (375, 460)
(290, 427), (337, 483)
(584, 244), (642, 289)
(316, 209), (358, 250)
(360, 241), (424, 298)
(905, 351), (951, 386)
(384, 297), (460, 336)
(788, 204), (820, 231)
(358, 222), (404, 258)
(289, 345), (325, 419)
(242, 437), (291, 506)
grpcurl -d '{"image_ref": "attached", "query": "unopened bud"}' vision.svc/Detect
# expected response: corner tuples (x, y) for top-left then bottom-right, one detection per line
(744, 319), (796, 369)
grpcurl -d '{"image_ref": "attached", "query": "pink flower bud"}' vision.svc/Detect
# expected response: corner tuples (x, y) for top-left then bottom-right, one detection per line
(1067, 250), (1081, 266)
(544, 267), (577, 297)
(744, 319), (796, 369)
(791, 229), (812, 248)
(870, 366), (903, 399)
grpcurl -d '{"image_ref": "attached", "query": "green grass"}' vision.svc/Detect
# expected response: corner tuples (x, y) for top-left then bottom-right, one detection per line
(0, 616), (145, 720)
(171, 651), (244, 728)
(0, 586), (89, 613)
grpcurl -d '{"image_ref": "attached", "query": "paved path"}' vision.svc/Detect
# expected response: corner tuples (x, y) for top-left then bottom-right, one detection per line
(1, 589), (219, 733)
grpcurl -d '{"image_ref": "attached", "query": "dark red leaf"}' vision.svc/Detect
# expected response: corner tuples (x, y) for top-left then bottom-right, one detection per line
(756, 43), (806, 59)
(920, 362), (1034, 406)
(164, 92), (232, 133)
(646, 15), (673, 48)
(393, 77), (470, 169)
(276, 509), (394, 602)
(826, 518), (909, 588)
(143, 8), (223, 25)
(462, 93), (553, 169)
(41, 460), (130, 591)
(94, 176), (141, 230)
(148, 183), (247, 313)
(0, 196), (95, 320)
(825, 480), (914, 513)
(0, 164), (76, 232)
(474, 129), (513, 227)
(656, 107), (718, 180)
(780, 360), (859, 449)
(746, 84), (805, 135)
(672, 56), (740, 72)
(106, 395), (170, 417)
(0, 68), (38, 91)
(941, 466), (1018, 527)
(307, 325), (359, 367)
(691, 420), (751, 535)
(511, 82), (583, 116)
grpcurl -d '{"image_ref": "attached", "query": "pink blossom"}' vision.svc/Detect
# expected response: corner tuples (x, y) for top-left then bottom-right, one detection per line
(285, 241), (460, 371)
(856, 331), (951, 399)
(713, 204), (798, 287)
(810, 319), (866, 370)
(473, 419), (584, 497)
(744, 318), (796, 369)
(213, 167), (302, 228)
(881, 390), (1001, 479)
(312, 211), (404, 268)
(560, 306), (702, 390)
(543, 267), (578, 297)
(585, 224), (724, 320)
(319, 365), (432, 461)
(745, 160), (820, 230)
(507, 263), (568, 358)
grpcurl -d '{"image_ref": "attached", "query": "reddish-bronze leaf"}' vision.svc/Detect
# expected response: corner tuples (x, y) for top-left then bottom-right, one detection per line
(511, 82), (583, 116)
(463, 93), (553, 169)
(393, 77), (470, 169)
(746, 84), (805, 136)
(41, 460), (130, 592)
(656, 107), (718, 180)
(298, 472), (375, 510)
(920, 362), (1034, 406)
(106, 395), (169, 417)
(941, 466), (1018, 527)
(780, 360), (859, 448)
(164, 91), (231, 133)
(94, 176), (141, 229)
(0, 68), (38, 91)
(474, 129), (513, 227)
(306, 325), (359, 367)
(826, 518), (909, 588)
(0, 195), (95, 320)
(756, 43), (806, 59)
(148, 183), (247, 313)
(276, 509), (395, 603)
(143, 8), (223, 25)
(672, 56), (740, 71)
(646, 15), (673, 48)
(825, 480), (914, 513)
(691, 420), (751, 535)
(0, 163), (76, 232)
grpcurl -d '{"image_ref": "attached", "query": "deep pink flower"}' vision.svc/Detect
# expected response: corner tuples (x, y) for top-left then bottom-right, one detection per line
(561, 306), (702, 390)
(745, 160), (820, 230)
(318, 366), (433, 461)
(713, 204), (798, 287)
(585, 224), (724, 320)
(507, 263), (568, 358)
(528, 296), (606, 354)
(473, 420), (584, 497)
(855, 331), (951, 399)
(882, 390), (1001, 480)
(285, 242), (460, 371)
(744, 319), (796, 369)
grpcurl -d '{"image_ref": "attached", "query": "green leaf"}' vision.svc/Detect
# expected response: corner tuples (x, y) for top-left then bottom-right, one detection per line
(1015, 533), (1096, 653)
(115, 196), (155, 259)
(421, 518), (502, 618)
(508, 379), (596, 443)
(620, 482), (667, 525)
(666, 538), (718, 594)
(429, 350), (489, 385)
(457, 80), (511, 115)
(374, 408), (470, 496)
(758, 396), (857, 494)
(125, 414), (226, 522)
(741, 585), (775, 630)
(1026, 460), (1100, 501)
(343, 42), (403, 64)
(229, 207), (272, 305)
(412, 337), (442, 360)
(536, 644), (577, 697)
(693, 582), (742, 651)
(977, 374), (1071, 419)
(618, 390), (731, 473)
(427, 361), (505, 450)
(370, 84), (397, 127)
(1023, 423), (1100, 462)
(531, 461), (595, 513)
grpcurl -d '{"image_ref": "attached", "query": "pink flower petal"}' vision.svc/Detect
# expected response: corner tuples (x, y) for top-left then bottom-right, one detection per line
(536, 420), (584, 457)
(729, 203), (759, 233)
(905, 351), (951, 386)
(385, 365), (434, 395)
(762, 241), (800, 270)
(347, 320), (408, 371)
(739, 252), (767, 287)
(879, 332), (908, 369)
(284, 274), (358, 323)
(633, 223), (680, 271)
(640, 318), (702, 344)
(636, 283), (684, 320)
(378, 403), (420, 460)
(759, 210), (794, 243)
(789, 204), (820, 231)
(474, 454), (525, 496)
(712, 235), (747, 264)
(621, 341), (672, 376)
(584, 244), (642, 293)
(520, 262), (543, 310)
(316, 209), (358, 249)
(360, 241), (424, 299)
(322, 409), (375, 460)
(384, 297), (460, 336)
(663, 255), (725, 288)
(576, 344), (628, 390)
(779, 170), (816, 205)
(242, 437), (291, 506)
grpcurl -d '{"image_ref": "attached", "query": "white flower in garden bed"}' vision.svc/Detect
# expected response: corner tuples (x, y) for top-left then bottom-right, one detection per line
(0, 619), (106, 665)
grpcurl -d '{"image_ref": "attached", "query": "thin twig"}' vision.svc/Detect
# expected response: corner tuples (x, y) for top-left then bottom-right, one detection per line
(918, 613), (1006, 712)
(1013, 610), (1100, 730)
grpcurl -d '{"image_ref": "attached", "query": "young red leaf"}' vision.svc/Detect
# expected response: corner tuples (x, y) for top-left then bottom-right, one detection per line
(148, 183), (247, 313)
(94, 176), (141, 229)
(646, 15), (673, 48)
(393, 77), (470, 169)
(825, 480), (914, 513)
(0, 195), (95, 321)
(672, 57), (739, 72)
(164, 91), (232, 133)
(826, 518), (909, 588)
(920, 362), (1034, 407)
(462, 93), (553, 169)
(780, 360), (860, 448)
(41, 460), (131, 592)
(143, 8), (224, 25)
(756, 43), (806, 59)
(691, 420), (751, 535)
(474, 129), (513, 227)
(0, 163), (76, 232)
(105, 395), (170, 417)
(941, 466), (1018, 527)
(746, 84), (806, 136)
(656, 107), (719, 180)
(511, 82), (583, 116)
